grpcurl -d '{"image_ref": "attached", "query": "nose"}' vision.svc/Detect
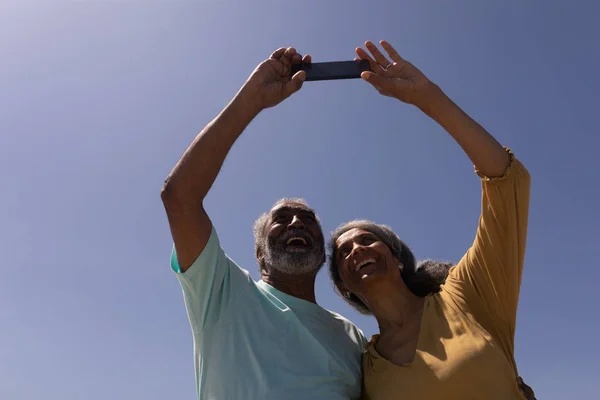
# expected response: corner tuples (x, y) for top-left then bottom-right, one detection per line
(350, 242), (366, 257)
(288, 215), (305, 229)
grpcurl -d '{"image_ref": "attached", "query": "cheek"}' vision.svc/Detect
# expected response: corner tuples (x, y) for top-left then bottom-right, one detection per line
(268, 225), (284, 238)
(337, 261), (352, 283)
(338, 262), (362, 290)
(373, 243), (396, 261)
(311, 228), (324, 242)
(271, 223), (283, 232)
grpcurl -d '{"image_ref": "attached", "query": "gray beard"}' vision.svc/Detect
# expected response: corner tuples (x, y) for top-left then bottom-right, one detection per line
(263, 243), (323, 275)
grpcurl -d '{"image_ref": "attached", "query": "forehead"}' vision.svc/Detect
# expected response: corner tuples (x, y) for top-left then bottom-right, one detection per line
(270, 202), (315, 217)
(336, 228), (376, 246)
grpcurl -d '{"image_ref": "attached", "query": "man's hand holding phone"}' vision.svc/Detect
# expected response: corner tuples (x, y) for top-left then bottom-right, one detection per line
(241, 47), (311, 112)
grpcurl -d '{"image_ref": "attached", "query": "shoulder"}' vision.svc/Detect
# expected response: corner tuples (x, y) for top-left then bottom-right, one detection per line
(324, 309), (355, 326)
(325, 309), (368, 347)
(171, 225), (224, 274)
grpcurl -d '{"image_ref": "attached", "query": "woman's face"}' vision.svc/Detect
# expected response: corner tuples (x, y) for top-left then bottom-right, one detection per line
(335, 228), (402, 297)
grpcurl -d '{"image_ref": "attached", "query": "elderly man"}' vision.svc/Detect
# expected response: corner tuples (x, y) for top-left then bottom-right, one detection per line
(161, 47), (367, 399)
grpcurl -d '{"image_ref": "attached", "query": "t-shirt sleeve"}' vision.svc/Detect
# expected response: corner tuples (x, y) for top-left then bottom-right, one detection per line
(443, 148), (531, 362)
(354, 326), (369, 351)
(171, 225), (252, 333)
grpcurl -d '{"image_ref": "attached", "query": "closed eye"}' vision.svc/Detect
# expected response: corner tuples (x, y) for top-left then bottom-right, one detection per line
(360, 236), (375, 245)
(338, 247), (350, 259)
(299, 212), (317, 224)
(273, 214), (289, 224)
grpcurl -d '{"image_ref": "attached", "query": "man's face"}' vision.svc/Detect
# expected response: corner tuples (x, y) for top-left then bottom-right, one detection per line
(262, 202), (325, 275)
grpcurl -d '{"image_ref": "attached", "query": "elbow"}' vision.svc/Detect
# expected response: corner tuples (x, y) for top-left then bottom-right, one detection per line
(160, 178), (203, 215)
(160, 179), (172, 201)
(161, 182), (186, 217)
(160, 178), (183, 207)
(516, 159), (531, 186)
(523, 166), (531, 185)
(512, 159), (531, 203)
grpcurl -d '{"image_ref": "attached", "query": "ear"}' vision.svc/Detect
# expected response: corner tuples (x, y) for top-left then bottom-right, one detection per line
(393, 256), (404, 272)
(336, 283), (351, 299)
(256, 248), (265, 268)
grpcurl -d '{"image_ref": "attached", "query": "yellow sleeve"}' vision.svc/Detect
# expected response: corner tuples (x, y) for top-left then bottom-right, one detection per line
(443, 148), (531, 362)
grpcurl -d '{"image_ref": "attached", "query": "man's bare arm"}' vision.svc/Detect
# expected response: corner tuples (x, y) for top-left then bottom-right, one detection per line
(161, 86), (261, 272)
(161, 47), (309, 272)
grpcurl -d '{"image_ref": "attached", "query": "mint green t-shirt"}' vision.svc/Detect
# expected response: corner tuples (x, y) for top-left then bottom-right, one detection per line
(172, 226), (367, 400)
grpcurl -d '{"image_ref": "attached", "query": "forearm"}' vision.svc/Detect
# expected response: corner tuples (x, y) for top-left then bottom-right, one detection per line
(162, 84), (262, 202)
(420, 87), (510, 178)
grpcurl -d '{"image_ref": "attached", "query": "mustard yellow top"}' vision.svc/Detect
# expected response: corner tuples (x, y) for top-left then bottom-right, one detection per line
(362, 149), (531, 400)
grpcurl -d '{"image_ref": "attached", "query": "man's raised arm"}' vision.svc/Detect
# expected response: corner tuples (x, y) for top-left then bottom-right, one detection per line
(161, 47), (310, 272)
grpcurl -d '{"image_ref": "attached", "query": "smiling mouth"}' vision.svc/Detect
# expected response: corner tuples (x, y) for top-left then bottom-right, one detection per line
(354, 258), (377, 279)
(286, 237), (308, 246)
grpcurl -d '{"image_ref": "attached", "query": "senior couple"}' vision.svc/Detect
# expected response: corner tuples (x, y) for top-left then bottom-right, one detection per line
(161, 40), (534, 399)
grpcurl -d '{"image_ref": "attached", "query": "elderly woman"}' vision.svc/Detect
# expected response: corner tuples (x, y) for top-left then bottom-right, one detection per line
(328, 41), (532, 399)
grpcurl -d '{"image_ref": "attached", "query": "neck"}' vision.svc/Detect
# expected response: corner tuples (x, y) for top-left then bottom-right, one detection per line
(261, 268), (318, 304)
(365, 284), (425, 336)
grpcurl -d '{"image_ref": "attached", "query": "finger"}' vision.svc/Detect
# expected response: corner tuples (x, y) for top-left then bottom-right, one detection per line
(356, 47), (386, 74)
(284, 47), (297, 57)
(361, 71), (386, 85)
(361, 71), (396, 95)
(291, 70), (306, 82)
(365, 40), (392, 68)
(280, 48), (298, 70)
(270, 47), (287, 59)
(292, 53), (302, 64)
(356, 47), (375, 63)
(284, 70), (306, 97)
(302, 54), (311, 63)
(380, 40), (405, 63)
(281, 47), (296, 61)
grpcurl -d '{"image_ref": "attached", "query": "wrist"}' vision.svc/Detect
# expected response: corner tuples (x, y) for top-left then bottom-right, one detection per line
(234, 81), (264, 118)
(416, 84), (455, 121)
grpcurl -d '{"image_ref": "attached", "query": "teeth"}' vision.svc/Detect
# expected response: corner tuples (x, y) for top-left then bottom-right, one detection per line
(286, 237), (307, 245)
(355, 258), (376, 272)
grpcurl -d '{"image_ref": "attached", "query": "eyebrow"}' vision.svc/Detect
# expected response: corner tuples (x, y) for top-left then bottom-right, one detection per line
(272, 206), (316, 218)
(337, 232), (376, 249)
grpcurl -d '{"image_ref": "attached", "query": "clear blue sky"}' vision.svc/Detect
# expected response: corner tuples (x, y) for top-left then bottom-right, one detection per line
(1, 1), (598, 399)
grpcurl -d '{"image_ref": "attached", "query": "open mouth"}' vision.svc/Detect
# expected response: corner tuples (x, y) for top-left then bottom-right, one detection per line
(286, 237), (308, 246)
(284, 236), (311, 251)
(354, 258), (377, 279)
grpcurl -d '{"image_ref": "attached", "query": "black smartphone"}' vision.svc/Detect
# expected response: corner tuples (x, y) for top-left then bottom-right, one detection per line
(290, 60), (370, 81)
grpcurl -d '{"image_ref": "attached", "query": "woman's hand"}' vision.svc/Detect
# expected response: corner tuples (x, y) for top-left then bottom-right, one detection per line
(357, 39), (510, 177)
(355, 40), (441, 110)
